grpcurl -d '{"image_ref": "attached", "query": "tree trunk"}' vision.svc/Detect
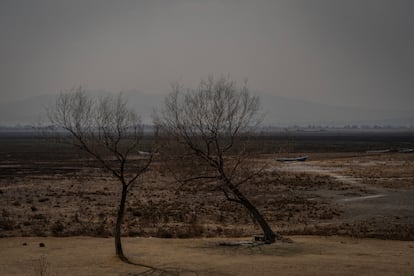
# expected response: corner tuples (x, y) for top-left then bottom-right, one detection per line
(230, 185), (286, 243)
(115, 184), (128, 262)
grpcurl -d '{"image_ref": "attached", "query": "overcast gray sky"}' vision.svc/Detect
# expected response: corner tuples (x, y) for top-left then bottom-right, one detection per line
(1, 0), (413, 111)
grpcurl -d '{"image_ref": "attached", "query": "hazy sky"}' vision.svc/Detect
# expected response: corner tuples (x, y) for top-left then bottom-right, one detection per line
(1, 0), (413, 111)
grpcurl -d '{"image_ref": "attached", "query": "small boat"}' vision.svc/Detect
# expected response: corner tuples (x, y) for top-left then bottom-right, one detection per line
(399, 148), (414, 153)
(138, 151), (160, 156)
(277, 156), (308, 162)
(365, 149), (391, 154)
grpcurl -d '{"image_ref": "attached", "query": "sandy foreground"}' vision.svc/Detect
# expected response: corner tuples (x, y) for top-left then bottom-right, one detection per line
(0, 236), (413, 275)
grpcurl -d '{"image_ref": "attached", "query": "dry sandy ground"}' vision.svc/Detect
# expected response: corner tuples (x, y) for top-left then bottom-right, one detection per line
(1, 236), (413, 275)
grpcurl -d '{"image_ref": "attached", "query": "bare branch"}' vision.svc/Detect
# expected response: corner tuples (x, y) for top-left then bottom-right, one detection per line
(44, 87), (155, 260)
(155, 76), (282, 243)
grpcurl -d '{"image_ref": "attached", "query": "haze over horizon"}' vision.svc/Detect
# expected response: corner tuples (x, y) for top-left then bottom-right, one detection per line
(1, 1), (413, 118)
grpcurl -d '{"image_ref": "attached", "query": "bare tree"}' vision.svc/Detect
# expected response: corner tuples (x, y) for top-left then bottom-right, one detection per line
(45, 87), (153, 262)
(156, 76), (288, 243)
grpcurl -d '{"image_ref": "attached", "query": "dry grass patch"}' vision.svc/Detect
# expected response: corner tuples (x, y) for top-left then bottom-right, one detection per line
(0, 236), (413, 275)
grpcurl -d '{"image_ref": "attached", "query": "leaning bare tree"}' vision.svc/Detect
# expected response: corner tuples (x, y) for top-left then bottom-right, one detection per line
(45, 87), (153, 262)
(156, 76), (287, 243)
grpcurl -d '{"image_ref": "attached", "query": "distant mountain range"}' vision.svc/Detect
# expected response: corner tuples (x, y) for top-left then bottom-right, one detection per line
(258, 93), (413, 127)
(0, 90), (412, 127)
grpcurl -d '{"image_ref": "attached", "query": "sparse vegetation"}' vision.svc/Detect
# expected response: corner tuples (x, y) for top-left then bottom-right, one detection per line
(0, 130), (413, 241)
(32, 254), (50, 276)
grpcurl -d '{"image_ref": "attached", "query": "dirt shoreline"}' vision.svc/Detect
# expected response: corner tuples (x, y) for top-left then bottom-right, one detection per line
(1, 236), (413, 275)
